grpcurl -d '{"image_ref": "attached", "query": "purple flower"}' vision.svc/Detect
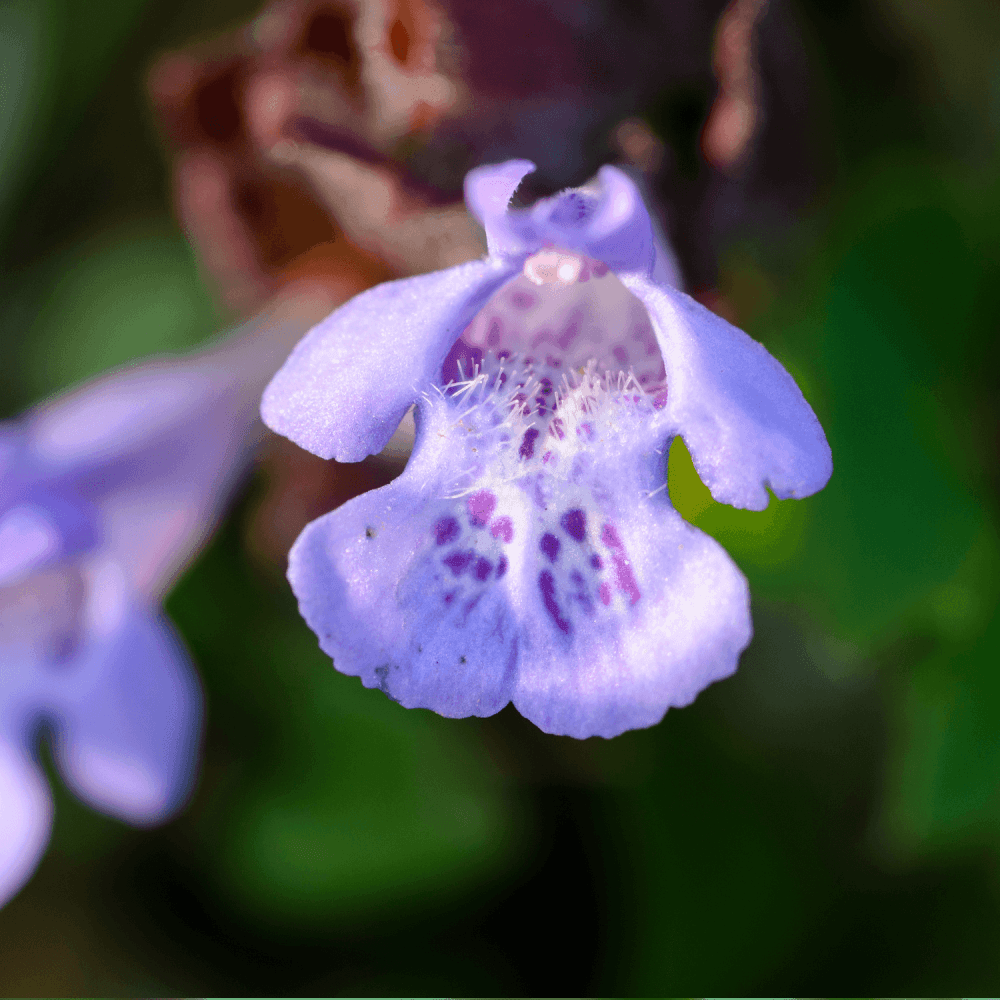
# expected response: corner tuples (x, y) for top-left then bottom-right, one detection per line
(0, 295), (321, 906)
(262, 160), (832, 739)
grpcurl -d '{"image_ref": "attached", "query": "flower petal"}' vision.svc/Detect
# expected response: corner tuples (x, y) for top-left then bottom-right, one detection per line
(261, 259), (519, 461)
(464, 159), (536, 257)
(288, 377), (751, 737)
(559, 166), (656, 275)
(51, 598), (202, 825)
(23, 360), (249, 598)
(0, 739), (52, 908)
(498, 166), (656, 275)
(288, 468), (518, 719)
(624, 274), (833, 510)
(511, 500), (751, 738)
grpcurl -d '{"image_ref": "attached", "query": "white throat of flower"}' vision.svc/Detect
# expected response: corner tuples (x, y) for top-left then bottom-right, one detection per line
(431, 248), (667, 495)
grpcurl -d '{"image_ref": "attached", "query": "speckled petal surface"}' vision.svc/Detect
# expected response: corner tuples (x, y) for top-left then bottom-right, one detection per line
(262, 259), (519, 461)
(623, 274), (833, 510)
(0, 740), (52, 908)
(511, 496), (750, 738)
(288, 371), (752, 738)
(289, 484), (519, 719)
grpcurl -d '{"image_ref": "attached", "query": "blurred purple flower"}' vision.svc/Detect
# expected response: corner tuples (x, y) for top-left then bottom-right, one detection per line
(0, 291), (326, 906)
(262, 161), (832, 739)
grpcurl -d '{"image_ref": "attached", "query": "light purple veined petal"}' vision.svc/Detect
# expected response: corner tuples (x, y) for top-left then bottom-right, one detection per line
(464, 159), (536, 258)
(512, 499), (751, 738)
(623, 274), (833, 510)
(261, 258), (520, 461)
(0, 739), (53, 908)
(49, 577), (202, 825)
(288, 467), (518, 719)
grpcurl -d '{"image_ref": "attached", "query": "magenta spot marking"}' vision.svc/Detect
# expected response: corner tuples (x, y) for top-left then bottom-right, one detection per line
(601, 524), (640, 602)
(557, 319), (580, 349)
(561, 508), (586, 542)
(461, 594), (482, 624)
(611, 553), (641, 605)
(496, 555), (508, 579)
(549, 417), (565, 440)
(490, 516), (514, 543)
(601, 523), (623, 549)
(485, 317), (503, 346)
(434, 516), (460, 545)
(646, 342), (658, 356)
(441, 337), (483, 385)
(474, 556), (493, 581)
(443, 549), (475, 576)
(593, 261), (609, 277)
(466, 489), (497, 527)
(545, 354), (562, 367)
(570, 569), (584, 586)
(590, 553), (603, 570)
(612, 345), (629, 364)
(578, 261), (591, 282)
(542, 450), (553, 464)
(519, 427), (540, 459)
(540, 532), (560, 563)
(510, 289), (537, 310)
(653, 390), (668, 410)
(539, 570), (571, 634)
(497, 349), (511, 361)
(599, 582), (612, 605)
(531, 329), (553, 349)
(577, 422), (595, 442)
(444, 590), (457, 605)
(573, 586), (595, 616)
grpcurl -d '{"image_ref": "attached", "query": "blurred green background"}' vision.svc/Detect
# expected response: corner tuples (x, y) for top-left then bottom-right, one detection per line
(1, 0), (999, 993)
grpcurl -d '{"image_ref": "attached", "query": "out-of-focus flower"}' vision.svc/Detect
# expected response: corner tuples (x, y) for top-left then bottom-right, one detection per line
(0, 286), (334, 907)
(262, 161), (831, 738)
(702, 0), (769, 171)
(150, 0), (789, 310)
